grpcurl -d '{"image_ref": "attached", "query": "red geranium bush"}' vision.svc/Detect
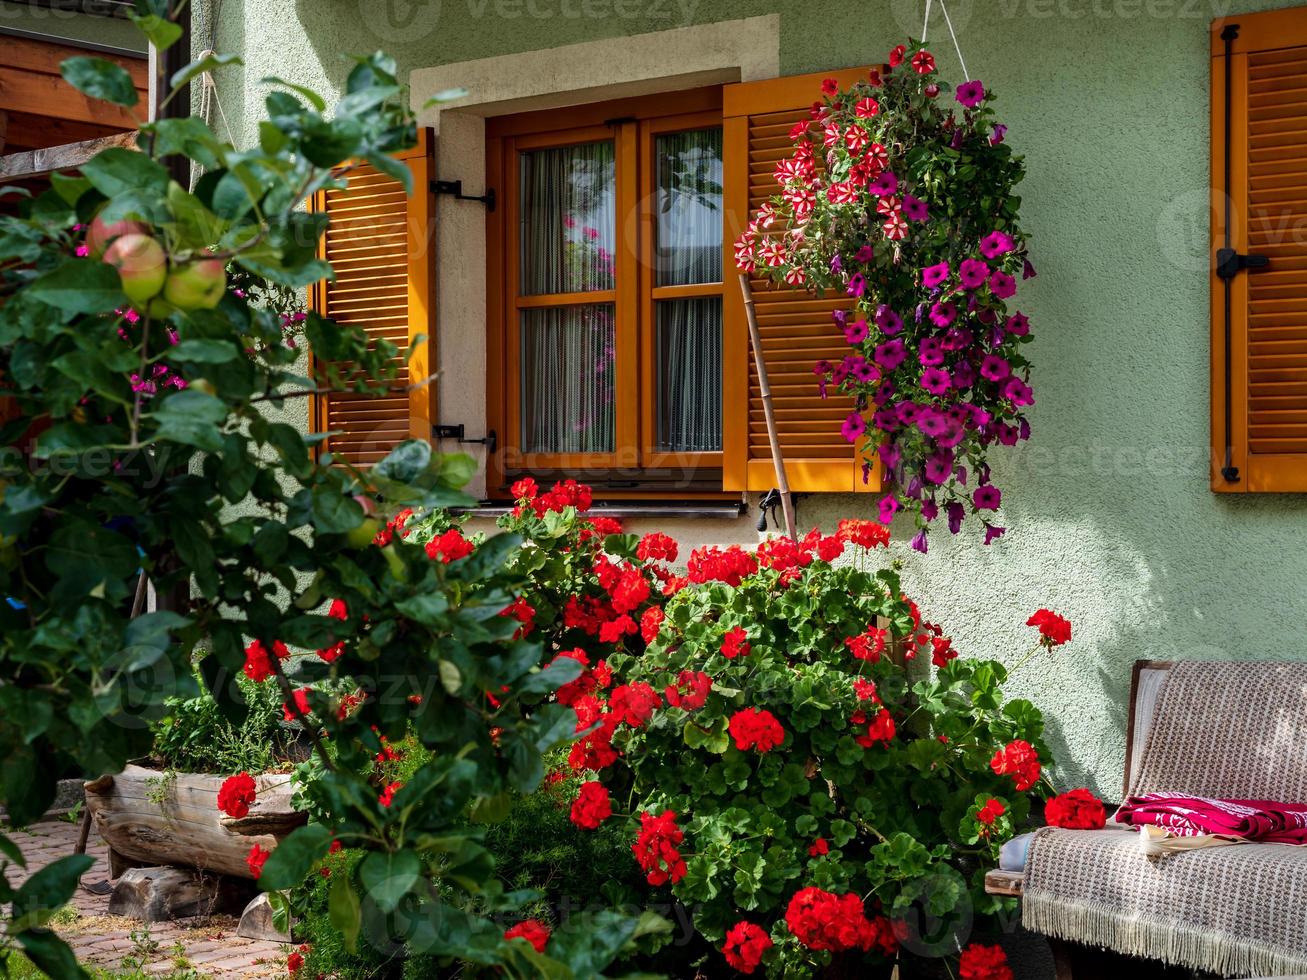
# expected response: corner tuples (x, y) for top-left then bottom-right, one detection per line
(556, 516), (1053, 977)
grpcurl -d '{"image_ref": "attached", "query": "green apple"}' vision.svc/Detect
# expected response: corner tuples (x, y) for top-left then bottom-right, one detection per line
(103, 234), (167, 305)
(162, 258), (227, 311)
(345, 518), (380, 550)
(86, 214), (149, 259)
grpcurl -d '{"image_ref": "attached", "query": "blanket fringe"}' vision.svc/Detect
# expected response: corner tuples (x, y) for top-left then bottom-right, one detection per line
(1023, 890), (1307, 978)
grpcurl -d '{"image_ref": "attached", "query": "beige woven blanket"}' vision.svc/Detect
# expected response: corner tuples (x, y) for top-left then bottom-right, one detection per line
(1023, 661), (1307, 976)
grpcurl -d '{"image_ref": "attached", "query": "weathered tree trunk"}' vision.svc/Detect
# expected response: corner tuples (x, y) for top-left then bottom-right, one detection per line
(108, 866), (255, 922)
(84, 765), (305, 879)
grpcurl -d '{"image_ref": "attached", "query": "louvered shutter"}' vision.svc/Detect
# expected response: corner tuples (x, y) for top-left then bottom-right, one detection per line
(310, 134), (436, 466)
(721, 69), (879, 493)
(1212, 11), (1307, 492)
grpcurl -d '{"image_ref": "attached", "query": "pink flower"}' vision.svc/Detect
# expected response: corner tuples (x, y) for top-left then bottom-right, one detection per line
(989, 270), (1017, 299)
(973, 485), (1002, 510)
(902, 195), (929, 222)
(921, 367), (951, 395)
(955, 80), (986, 108)
(980, 230), (1016, 259)
(922, 261), (950, 289)
(841, 413), (867, 442)
(959, 258), (990, 290)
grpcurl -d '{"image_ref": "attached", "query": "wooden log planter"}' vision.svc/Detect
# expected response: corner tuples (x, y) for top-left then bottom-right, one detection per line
(84, 765), (306, 880)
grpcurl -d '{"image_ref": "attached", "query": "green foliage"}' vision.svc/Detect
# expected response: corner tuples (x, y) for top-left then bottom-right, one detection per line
(0, 14), (648, 977)
(149, 673), (287, 774)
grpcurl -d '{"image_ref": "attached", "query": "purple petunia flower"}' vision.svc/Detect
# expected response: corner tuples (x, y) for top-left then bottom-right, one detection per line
(935, 419), (965, 448)
(921, 498), (939, 521)
(983, 522), (1006, 545)
(920, 367), (951, 395)
(831, 308), (848, 328)
(950, 128), (964, 150)
(875, 304), (904, 335)
(1005, 312), (1030, 336)
(841, 412), (867, 443)
(869, 170), (898, 196)
(958, 258), (990, 290)
(1002, 377), (1034, 406)
(1019, 418), (1031, 441)
(929, 302), (957, 328)
(1022, 258), (1038, 280)
(873, 408), (899, 432)
(990, 124), (1007, 146)
(855, 244), (875, 263)
(973, 485), (1002, 511)
(813, 360), (832, 398)
(830, 253), (843, 275)
(952, 361), (976, 389)
(968, 405), (992, 428)
(847, 272), (867, 297)
(905, 476), (923, 500)
(918, 411), (950, 439)
(879, 441), (901, 470)
(956, 80), (986, 108)
(947, 501), (965, 534)
(980, 355), (1011, 381)
(902, 195), (929, 222)
(847, 356), (879, 383)
(875, 339), (907, 370)
(844, 317), (869, 345)
(923, 450), (954, 485)
(918, 337), (945, 366)
(979, 231), (1016, 259)
(989, 270), (1017, 299)
(878, 494), (899, 525)
(921, 261), (950, 289)
(897, 401), (922, 425)
(942, 326), (973, 351)
(995, 422), (1019, 446)
(910, 529), (929, 554)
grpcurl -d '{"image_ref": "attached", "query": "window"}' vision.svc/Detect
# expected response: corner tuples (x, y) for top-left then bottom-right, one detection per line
(1210, 9), (1307, 492)
(487, 90), (726, 495)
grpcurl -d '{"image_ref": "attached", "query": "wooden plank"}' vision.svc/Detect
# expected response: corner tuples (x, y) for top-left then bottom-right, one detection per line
(983, 869), (1023, 897)
(0, 129), (136, 180)
(0, 34), (148, 86)
(0, 65), (140, 128)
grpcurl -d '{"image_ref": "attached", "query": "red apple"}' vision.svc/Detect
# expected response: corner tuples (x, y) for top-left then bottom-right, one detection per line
(352, 494), (378, 516)
(86, 214), (149, 259)
(162, 258), (227, 311)
(103, 233), (167, 305)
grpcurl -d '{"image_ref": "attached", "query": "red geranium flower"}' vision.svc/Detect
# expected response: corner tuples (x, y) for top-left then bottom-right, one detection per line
(378, 781), (403, 808)
(664, 670), (712, 711)
(959, 943), (1013, 980)
(1027, 608), (1072, 648)
(504, 918), (550, 953)
(217, 772), (257, 819)
(569, 781), (612, 830)
(425, 528), (474, 563)
(845, 625), (887, 663)
(636, 532), (678, 563)
(721, 625), (750, 659)
(784, 887), (891, 953)
(242, 639), (289, 683)
(990, 740), (1041, 791)
(246, 843), (270, 879)
(510, 477), (537, 501)
(640, 605), (664, 644)
(632, 810), (686, 885)
(286, 951), (304, 976)
(282, 687), (312, 723)
(852, 707), (896, 747)
(808, 837), (829, 857)
(723, 921), (773, 974)
(609, 682), (660, 727)
(976, 798), (1006, 826)
(729, 708), (785, 753)
(1045, 788), (1106, 830)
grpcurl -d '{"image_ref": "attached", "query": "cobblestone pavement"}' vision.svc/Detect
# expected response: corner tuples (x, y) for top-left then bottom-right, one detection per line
(7, 820), (285, 978)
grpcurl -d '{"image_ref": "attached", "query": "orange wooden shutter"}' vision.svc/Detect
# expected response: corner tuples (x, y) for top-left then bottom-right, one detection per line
(721, 69), (880, 493)
(310, 132), (436, 467)
(1212, 10), (1307, 492)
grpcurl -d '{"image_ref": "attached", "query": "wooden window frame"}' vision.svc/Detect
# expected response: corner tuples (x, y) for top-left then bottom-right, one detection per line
(486, 87), (728, 499)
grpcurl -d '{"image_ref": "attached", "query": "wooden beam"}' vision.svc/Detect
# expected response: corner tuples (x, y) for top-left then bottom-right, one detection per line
(0, 65), (141, 129)
(1, 34), (148, 88)
(2, 111), (125, 153)
(0, 110), (6, 155)
(983, 868), (1024, 897)
(0, 130), (136, 181)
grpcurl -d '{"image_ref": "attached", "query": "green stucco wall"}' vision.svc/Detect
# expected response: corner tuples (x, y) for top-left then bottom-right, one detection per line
(208, 0), (1307, 796)
(0, 1), (147, 52)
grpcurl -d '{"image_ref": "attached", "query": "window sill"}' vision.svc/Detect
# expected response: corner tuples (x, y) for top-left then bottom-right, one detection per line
(456, 501), (748, 521)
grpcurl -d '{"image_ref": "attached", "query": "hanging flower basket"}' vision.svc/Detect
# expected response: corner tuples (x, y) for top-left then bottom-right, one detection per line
(735, 41), (1036, 550)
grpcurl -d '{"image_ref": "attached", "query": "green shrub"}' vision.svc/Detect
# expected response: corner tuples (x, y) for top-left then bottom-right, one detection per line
(150, 673), (288, 773)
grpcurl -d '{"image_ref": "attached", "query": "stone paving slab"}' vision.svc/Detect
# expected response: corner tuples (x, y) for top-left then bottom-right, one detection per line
(5, 819), (285, 978)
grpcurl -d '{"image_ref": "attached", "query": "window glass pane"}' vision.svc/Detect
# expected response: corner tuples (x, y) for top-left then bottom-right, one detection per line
(655, 128), (723, 286)
(656, 297), (722, 452)
(520, 305), (615, 453)
(520, 142), (615, 295)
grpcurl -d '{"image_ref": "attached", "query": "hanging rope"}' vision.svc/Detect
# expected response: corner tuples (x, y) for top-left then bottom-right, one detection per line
(921, 0), (970, 82)
(195, 48), (236, 146)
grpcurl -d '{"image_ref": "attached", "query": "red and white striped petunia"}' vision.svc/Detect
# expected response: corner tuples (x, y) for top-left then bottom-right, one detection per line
(882, 212), (908, 241)
(855, 96), (880, 119)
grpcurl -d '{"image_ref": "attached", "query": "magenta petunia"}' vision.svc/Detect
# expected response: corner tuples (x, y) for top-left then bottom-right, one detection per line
(918, 411), (950, 439)
(955, 80), (986, 108)
(921, 261), (950, 289)
(1005, 312), (1030, 336)
(1002, 377), (1034, 406)
(846, 355), (879, 383)
(869, 170), (898, 196)
(877, 494), (899, 525)
(843, 317), (869, 344)
(846, 272), (867, 297)
(959, 258), (990, 290)
(988, 270), (1017, 299)
(923, 450), (954, 485)
(990, 124), (1007, 146)
(841, 412), (867, 443)
(952, 361), (976, 389)
(973, 485), (1002, 510)
(875, 304), (904, 335)
(928, 302), (957, 328)
(947, 501), (965, 534)
(918, 336), (945, 366)
(980, 355), (1011, 381)
(902, 195), (929, 222)
(879, 442), (901, 469)
(874, 339), (907, 370)
(983, 522), (1006, 545)
(920, 367), (951, 395)
(854, 244), (875, 263)
(910, 529), (928, 554)
(979, 231), (1016, 259)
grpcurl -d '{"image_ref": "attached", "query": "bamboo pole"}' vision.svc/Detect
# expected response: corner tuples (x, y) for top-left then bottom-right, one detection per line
(737, 273), (797, 541)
